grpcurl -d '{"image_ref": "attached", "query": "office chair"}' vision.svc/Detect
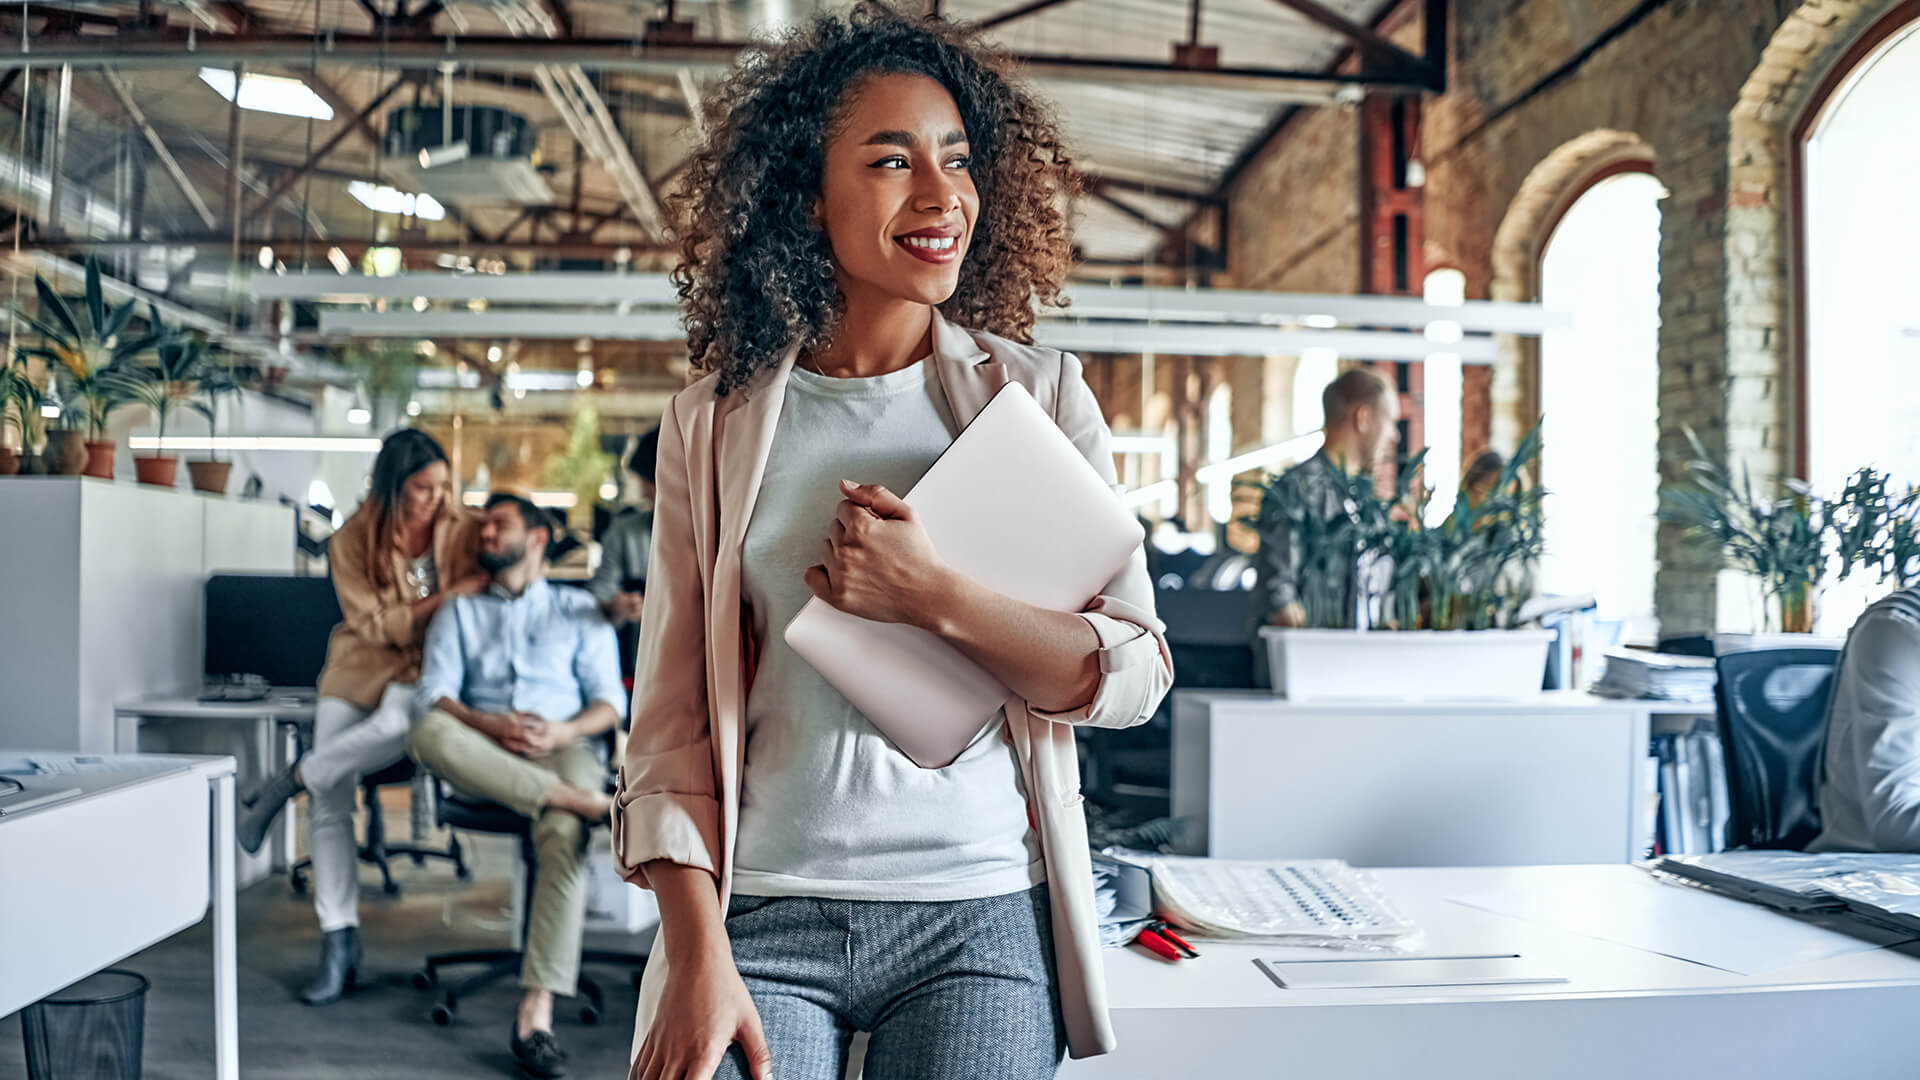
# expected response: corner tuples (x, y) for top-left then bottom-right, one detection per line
(207, 573), (468, 896)
(289, 759), (470, 897)
(413, 731), (647, 1027)
(1658, 634), (1717, 658)
(1713, 647), (1842, 851)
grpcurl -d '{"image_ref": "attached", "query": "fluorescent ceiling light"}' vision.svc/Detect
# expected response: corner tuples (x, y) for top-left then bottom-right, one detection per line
(131, 436), (385, 452)
(1122, 480), (1179, 509)
(346, 407), (372, 425)
(347, 181), (445, 222)
(1195, 431), (1324, 483)
(199, 68), (335, 120)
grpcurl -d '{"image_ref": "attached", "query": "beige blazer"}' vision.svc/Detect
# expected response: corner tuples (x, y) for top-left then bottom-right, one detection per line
(316, 499), (482, 709)
(613, 310), (1175, 1061)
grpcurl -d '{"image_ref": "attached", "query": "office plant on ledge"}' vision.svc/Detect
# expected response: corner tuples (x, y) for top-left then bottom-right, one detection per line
(14, 257), (168, 480)
(1656, 432), (1920, 635)
(108, 330), (204, 488)
(0, 357), (47, 475)
(1241, 423), (1550, 701)
(187, 353), (242, 494)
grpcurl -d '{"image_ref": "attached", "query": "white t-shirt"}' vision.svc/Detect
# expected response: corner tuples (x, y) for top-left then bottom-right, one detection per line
(730, 357), (1043, 901)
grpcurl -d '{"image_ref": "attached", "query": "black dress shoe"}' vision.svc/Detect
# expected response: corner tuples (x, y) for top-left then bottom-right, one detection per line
(510, 1025), (569, 1079)
(300, 927), (361, 1006)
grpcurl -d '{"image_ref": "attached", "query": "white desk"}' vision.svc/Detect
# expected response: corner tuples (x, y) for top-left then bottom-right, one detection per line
(1173, 690), (1661, 865)
(114, 695), (315, 886)
(1065, 865), (1920, 1079)
(0, 752), (239, 1080)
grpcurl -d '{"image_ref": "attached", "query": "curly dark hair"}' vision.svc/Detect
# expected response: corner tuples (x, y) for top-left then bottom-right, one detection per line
(670, 3), (1083, 397)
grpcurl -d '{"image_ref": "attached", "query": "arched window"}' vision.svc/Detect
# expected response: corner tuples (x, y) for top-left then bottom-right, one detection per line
(1291, 347), (1337, 437)
(1799, 14), (1920, 631)
(1537, 171), (1664, 642)
(1422, 268), (1467, 522)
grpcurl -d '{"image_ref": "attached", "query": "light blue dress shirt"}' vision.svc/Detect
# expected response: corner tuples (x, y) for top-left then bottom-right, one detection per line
(414, 578), (626, 728)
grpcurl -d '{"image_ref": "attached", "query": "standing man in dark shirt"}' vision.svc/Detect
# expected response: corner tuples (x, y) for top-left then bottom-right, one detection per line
(1249, 369), (1399, 683)
(589, 427), (656, 622)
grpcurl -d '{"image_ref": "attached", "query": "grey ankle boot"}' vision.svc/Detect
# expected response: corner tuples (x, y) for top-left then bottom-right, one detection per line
(237, 765), (303, 855)
(300, 927), (361, 1006)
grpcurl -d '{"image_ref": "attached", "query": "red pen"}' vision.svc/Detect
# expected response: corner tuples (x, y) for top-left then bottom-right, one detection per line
(1134, 927), (1182, 962)
(1153, 922), (1200, 958)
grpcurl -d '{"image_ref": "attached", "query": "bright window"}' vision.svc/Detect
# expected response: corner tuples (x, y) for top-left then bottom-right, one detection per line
(1803, 19), (1920, 632)
(1538, 171), (1664, 642)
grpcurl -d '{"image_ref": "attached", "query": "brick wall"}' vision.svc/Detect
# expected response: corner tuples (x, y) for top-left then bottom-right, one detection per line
(1224, 0), (1907, 636)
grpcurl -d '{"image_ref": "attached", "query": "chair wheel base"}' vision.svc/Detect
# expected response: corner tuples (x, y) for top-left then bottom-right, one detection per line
(411, 970), (435, 990)
(289, 872), (308, 896)
(579, 1004), (601, 1025)
(382, 880), (403, 897)
(430, 1002), (455, 1026)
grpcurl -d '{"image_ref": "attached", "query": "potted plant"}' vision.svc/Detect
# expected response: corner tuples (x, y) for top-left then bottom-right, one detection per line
(1244, 424), (1553, 701)
(14, 258), (168, 480)
(0, 357), (45, 475)
(1658, 429), (1831, 634)
(108, 331), (204, 488)
(187, 352), (241, 495)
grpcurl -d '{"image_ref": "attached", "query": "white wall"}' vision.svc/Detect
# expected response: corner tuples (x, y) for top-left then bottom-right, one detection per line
(0, 478), (294, 752)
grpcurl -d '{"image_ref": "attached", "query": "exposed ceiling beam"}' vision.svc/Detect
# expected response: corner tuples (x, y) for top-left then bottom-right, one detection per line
(25, 235), (672, 259)
(0, 31), (1435, 95)
(1084, 172), (1218, 204)
(1267, 0), (1436, 80)
(1089, 188), (1177, 233)
(970, 0), (1086, 32)
(245, 77), (410, 222)
(101, 68), (220, 231)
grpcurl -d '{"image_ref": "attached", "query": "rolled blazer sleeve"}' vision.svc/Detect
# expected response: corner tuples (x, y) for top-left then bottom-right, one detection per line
(611, 392), (721, 887)
(1029, 351), (1175, 731)
(330, 516), (417, 650)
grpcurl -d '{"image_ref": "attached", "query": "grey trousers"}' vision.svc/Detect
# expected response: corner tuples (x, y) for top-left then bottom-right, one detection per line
(712, 885), (1063, 1080)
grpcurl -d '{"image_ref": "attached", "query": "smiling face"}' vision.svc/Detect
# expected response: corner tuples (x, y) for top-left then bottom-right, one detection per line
(817, 72), (979, 309)
(398, 461), (448, 530)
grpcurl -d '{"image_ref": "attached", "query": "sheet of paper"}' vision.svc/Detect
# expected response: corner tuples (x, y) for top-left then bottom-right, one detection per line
(1256, 956), (1568, 990)
(1448, 867), (1914, 975)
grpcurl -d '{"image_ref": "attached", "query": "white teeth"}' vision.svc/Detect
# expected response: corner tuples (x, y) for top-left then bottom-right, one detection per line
(902, 236), (956, 251)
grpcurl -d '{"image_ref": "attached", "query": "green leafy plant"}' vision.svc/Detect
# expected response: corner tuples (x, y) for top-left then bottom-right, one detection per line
(12, 258), (168, 439)
(1240, 423), (1545, 632)
(189, 351), (243, 461)
(1, 356), (46, 452)
(1659, 428), (1831, 633)
(107, 333), (206, 447)
(545, 405), (614, 524)
(337, 340), (419, 422)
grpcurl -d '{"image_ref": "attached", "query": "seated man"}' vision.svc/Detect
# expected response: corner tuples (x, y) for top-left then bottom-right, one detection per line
(409, 492), (624, 1079)
(1811, 584), (1920, 853)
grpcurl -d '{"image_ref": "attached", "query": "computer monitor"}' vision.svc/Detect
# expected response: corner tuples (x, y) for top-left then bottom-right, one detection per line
(204, 574), (343, 690)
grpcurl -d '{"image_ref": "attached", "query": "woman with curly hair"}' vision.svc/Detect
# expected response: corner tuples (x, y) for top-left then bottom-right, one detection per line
(614, 8), (1173, 1080)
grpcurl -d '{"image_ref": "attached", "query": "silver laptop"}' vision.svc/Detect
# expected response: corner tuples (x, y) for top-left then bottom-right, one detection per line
(784, 382), (1144, 768)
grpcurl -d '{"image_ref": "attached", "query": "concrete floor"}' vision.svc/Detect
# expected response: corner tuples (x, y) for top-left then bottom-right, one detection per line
(3, 801), (647, 1080)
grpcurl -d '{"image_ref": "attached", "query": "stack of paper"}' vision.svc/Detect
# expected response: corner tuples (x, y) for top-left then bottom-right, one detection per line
(1592, 650), (1718, 703)
(1651, 851), (1920, 938)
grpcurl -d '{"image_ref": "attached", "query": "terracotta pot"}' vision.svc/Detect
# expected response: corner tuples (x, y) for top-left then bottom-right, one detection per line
(134, 455), (179, 488)
(0, 447), (17, 475)
(188, 459), (232, 495)
(45, 431), (88, 476)
(83, 439), (116, 479)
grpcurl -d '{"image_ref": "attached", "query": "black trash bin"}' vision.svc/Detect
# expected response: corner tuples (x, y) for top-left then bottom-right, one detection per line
(19, 969), (149, 1080)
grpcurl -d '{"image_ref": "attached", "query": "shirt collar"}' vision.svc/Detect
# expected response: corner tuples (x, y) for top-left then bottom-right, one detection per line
(486, 576), (550, 604)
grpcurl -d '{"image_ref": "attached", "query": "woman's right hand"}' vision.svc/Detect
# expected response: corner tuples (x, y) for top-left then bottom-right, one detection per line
(632, 944), (772, 1080)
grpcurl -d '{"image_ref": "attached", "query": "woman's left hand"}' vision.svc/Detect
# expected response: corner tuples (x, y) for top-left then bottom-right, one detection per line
(804, 480), (952, 627)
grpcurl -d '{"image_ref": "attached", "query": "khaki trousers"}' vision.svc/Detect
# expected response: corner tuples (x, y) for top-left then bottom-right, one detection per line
(409, 709), (605, 995)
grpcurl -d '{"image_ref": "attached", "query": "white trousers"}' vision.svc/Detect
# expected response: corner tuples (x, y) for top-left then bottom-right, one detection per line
(303, 683), (415, 931)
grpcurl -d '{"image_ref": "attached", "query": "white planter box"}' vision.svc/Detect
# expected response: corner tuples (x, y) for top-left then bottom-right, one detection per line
(1259, 627), (1555, 701)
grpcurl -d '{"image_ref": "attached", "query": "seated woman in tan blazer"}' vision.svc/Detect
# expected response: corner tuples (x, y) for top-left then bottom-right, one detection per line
(238, 428), (485, 1005)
